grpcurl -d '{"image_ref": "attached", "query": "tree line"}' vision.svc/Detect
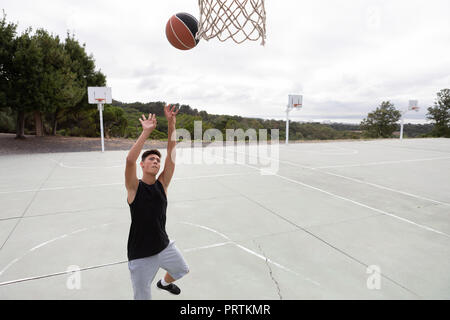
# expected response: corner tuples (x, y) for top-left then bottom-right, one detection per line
(0, 12), (106, 139)
(1, 13), (449, 141)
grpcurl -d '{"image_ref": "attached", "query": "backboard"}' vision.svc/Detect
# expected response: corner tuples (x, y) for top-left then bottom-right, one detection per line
(288, 94), (303, 109)
(88, 87), (112, 104)
(408, 100), (419, 111)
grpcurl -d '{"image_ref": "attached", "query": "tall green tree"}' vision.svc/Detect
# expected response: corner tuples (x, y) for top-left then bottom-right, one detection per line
(102, 105), (128, 138)
(31, 29), (84, 136)
(1, 12), (98, 138)
(0, 12), (38, 138)
(427, 89), (450, 137)
(56, 33), (106, 136)
(8, 29), (43, 138)
(53, 33), (103, 134)
(0, 11), (17, 110)
(360, 101), (401, 138)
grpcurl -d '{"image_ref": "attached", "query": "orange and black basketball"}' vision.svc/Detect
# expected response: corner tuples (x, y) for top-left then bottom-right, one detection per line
(165, 13), (200, 50)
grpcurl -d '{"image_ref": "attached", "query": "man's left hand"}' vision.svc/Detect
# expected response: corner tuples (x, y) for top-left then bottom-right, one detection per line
(164, 104), (179, 125)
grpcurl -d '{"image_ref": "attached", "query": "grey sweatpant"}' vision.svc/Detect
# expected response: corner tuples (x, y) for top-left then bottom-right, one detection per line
(128, 241), (189, 300)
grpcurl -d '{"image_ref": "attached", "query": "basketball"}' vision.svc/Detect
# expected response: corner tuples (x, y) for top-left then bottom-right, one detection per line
(165, 13), (200, 50)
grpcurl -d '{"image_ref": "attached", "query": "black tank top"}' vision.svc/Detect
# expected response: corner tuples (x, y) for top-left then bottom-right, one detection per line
(127, 179), (170, 261)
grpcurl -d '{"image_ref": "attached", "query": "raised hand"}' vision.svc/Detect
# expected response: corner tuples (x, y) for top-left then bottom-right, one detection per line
(139, 113), (157, 132)
(164, 104), (180, 125)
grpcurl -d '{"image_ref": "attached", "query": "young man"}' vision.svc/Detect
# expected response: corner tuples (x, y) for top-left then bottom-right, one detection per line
(125, 104), (189, 300)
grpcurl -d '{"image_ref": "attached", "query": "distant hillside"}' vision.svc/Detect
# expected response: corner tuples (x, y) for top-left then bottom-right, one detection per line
(0, 100), (433, 140)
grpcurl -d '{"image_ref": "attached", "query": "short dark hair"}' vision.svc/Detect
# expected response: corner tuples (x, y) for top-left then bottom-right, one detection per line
(141, 149), (161, 162)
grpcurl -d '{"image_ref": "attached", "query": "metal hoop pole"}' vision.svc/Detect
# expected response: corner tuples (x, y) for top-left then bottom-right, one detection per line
(98, 103), (105, 152)
(286, 106), (291, 145)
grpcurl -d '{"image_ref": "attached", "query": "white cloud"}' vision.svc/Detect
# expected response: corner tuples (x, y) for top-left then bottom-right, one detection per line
(2, 0), (449, 123)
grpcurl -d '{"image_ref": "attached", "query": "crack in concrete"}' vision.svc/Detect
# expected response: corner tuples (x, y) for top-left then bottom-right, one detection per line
(254, 240), (283, 300)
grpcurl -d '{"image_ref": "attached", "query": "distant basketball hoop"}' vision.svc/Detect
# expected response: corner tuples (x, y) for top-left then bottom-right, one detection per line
(408, 100), (419, 112)
(88, 87), (112, 152)
(286, 94), (303, 144)
(400, 99), (419, 140)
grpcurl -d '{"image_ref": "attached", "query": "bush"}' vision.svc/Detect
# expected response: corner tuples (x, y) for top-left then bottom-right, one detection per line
(69, 127), (81, 136)
(56, 129), (67, 136)
(125, 126), (139, 139)
(0, 107), (16, 133)
(149, 129), (167, 140)
(294, 131), (304, 140)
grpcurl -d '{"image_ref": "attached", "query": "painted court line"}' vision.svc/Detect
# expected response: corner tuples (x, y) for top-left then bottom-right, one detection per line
(233, 149), (450, 208)
(313, 156), (450, 169)
(0, 242), (231, 287)
(273, 174), (449, 237)
(0, 222), (229, 286)
(366, 141), (450, 155)
(234, 243), (320, 287)
(0, 220), (319, 287)
(0, 234), (312, 287)
(0, 173), (254, 195)
(43, 156), (124, 169)
(0, 261), (128, 287)
(218, 151), (449, 238)
(0, 223), (117, 277)
(183, 242), (232, 252)
(282, 146), (359, 155)
(312, 169), (450, 208)
(180, 221), (321, 286)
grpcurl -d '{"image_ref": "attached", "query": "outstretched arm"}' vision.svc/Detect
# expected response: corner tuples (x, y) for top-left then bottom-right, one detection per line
(158, 105), (179, 190)
(125, 114), (157, 200)
(126, 114), (156, 162)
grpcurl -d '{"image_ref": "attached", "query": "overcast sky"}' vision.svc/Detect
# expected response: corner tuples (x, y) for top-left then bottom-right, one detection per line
(2, 0), (450, 123)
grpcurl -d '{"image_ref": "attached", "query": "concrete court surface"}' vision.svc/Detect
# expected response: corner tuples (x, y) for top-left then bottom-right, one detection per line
(0, 138), (449, 299)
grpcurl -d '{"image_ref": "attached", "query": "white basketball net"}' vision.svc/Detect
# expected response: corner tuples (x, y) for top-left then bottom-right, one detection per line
(197, 0), (266, 45)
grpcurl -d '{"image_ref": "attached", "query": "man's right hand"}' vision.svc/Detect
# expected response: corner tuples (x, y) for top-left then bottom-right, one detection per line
(128, 114), (156, 162)
(139, 114), (157, 132)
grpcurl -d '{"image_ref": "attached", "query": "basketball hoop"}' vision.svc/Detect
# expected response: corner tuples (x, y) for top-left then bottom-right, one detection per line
(286, 94), (303, 144)
(400, 100), (419, 140)
(408, 100), (419, 112)
(288, 95), (302, 110)
(88, 87), (113, 153)
(197, 0), (266, 45)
